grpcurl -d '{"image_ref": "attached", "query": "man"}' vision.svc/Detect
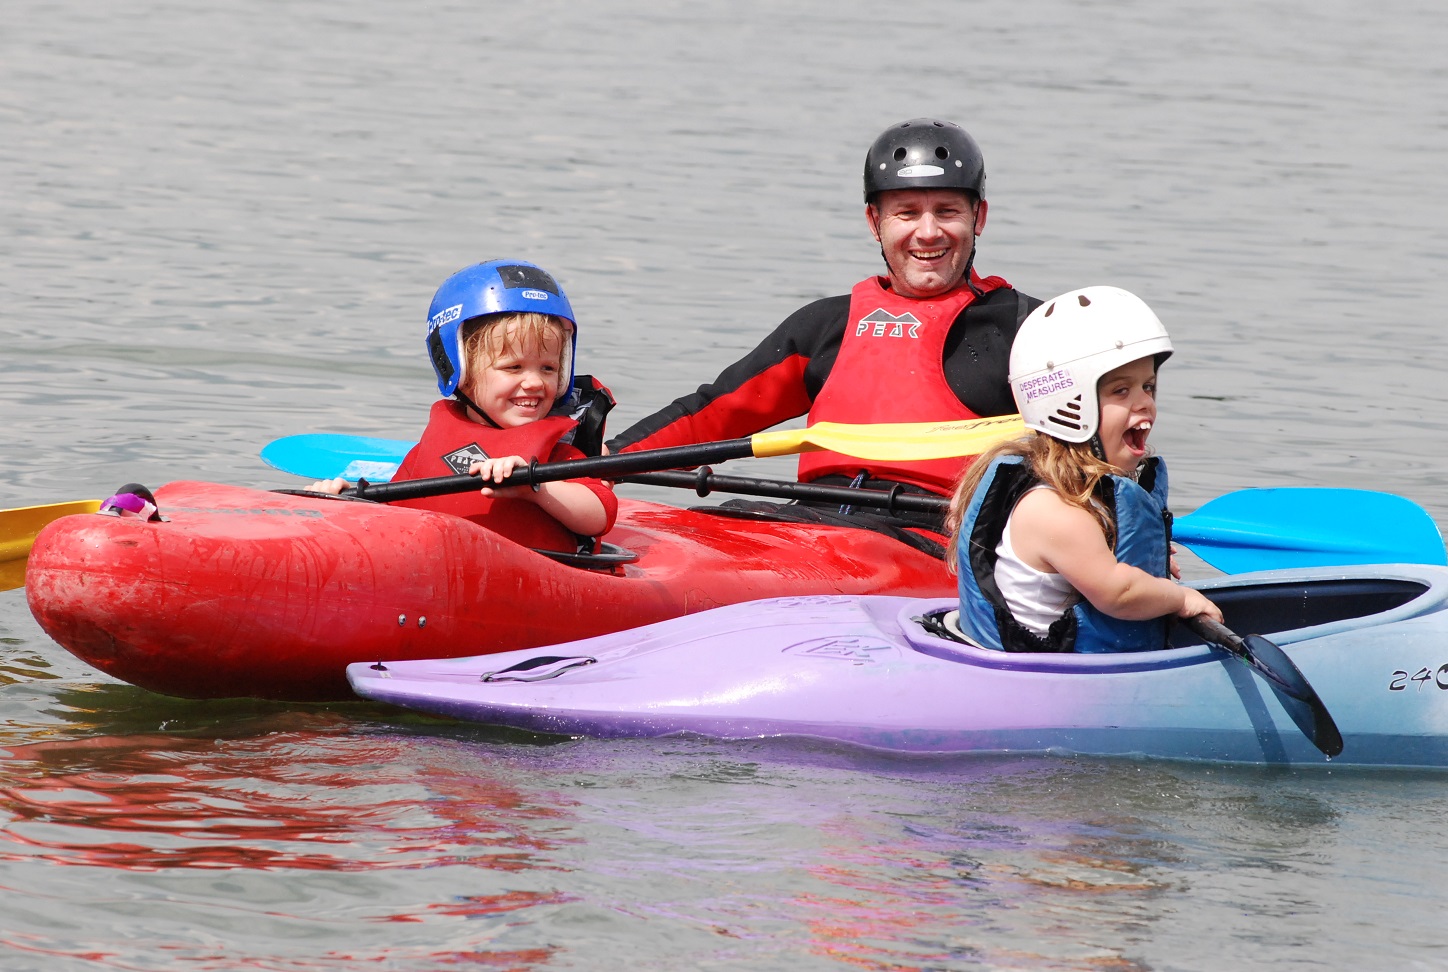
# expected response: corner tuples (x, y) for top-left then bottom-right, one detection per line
(607, 119), (1039, 542)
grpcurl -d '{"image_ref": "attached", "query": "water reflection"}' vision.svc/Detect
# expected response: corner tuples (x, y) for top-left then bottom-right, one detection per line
(0, 680), (1442, 970)
(581, 749), (1352, 972)
(1, 698), (574, 876)
(0, 644), (61, 685)
(773, 761), (1172, 970)
(0, 691), (588, 967)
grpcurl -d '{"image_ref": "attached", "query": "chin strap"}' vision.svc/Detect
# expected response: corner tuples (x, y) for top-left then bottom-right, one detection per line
(962, 247), (980, 295)
(454, 390), (502, 429)
(1089, 433), (1147, 481)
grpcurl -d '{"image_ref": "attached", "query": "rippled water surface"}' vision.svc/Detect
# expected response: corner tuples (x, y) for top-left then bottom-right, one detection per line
(4, 1), (1448, 969)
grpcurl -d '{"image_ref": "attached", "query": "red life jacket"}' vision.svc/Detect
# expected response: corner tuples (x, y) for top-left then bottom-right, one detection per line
(392, 399), (591, 552)
(796, 271), (1009, 494)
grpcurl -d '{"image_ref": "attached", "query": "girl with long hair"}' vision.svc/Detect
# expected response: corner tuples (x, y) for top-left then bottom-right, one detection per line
(947, 286), (1221, 653)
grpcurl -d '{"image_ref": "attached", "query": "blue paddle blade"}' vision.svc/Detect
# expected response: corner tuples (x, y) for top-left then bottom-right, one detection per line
(260, 434), (415, 483)
(1176, 487), (1447, 574)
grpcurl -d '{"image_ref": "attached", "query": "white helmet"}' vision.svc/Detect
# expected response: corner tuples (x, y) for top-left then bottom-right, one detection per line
(1009, 286), (1173, 443)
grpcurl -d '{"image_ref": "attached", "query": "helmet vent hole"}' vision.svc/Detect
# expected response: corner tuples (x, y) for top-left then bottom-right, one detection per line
(935, 146), (949, 160)
(1043, 302), (1055, 317)
(1077, 294), (1091, 307)
(1046, 397), (1085, 432)
(893, 147), (907, 161)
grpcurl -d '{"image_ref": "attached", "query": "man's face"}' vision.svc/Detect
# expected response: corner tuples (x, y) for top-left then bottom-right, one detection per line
(867, 188), (988, 299)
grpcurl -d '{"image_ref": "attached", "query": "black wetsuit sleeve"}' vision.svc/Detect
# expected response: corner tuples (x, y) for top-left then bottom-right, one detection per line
(606, 295), (851, 452)
(608, 285), (1040, 453)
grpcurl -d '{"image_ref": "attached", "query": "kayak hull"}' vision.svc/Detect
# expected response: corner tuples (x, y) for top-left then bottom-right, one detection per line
(347, 564), (1448, 768)
(26, 481), (954, 701)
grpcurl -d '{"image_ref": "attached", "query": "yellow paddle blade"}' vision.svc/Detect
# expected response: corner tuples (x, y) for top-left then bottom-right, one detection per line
(0, 499), (102, 592)
(751, 414), (1027, 461)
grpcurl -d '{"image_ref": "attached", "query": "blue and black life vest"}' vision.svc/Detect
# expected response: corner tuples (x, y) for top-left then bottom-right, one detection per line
(955, 454), (1173, 653)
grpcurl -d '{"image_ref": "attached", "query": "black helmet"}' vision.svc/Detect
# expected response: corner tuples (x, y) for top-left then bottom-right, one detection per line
(863, 118), (986, 202)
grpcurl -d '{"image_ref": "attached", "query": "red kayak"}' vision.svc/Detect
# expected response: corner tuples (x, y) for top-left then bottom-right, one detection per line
(26, 481), (954, 701)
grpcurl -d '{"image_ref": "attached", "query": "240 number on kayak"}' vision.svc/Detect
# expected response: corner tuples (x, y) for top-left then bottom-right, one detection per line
(1388, 666), (1448, 691)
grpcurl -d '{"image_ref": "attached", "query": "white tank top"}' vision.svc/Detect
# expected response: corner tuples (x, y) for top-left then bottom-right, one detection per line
(993, 486), (1078, 636)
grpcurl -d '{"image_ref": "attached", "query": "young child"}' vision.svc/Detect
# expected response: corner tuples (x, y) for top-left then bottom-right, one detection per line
(312, 259), (617, 553)
(946, 285), (1221, 653)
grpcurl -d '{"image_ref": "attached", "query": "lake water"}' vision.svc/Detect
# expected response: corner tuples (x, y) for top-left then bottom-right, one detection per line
(4, 1), (1448, 968)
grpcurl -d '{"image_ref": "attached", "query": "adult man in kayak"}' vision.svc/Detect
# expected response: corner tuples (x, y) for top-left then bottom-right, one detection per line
(606, 118), (1040, 551)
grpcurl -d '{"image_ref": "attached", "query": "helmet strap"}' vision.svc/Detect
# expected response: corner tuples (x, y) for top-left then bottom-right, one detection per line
(454, 389), (502, 430)
(1087, 432), (1143, 479)
(870, 213), (980, 295)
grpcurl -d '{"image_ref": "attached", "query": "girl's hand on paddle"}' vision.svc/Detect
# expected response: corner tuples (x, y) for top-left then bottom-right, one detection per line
(307, 477), (347, 495)
(470, 456), (529, 498)
(1169, 546), (1182, 579)
(1177, 587), (1223, 624)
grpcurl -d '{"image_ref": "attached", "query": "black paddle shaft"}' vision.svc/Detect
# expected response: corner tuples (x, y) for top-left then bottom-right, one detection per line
(346, 438), (757, 503)
(619, 470), (951, 516)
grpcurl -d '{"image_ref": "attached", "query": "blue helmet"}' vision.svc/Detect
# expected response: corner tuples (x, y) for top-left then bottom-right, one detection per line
(425, 259), (578, 401)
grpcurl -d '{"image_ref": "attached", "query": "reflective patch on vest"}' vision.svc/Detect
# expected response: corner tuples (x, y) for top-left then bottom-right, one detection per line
(441, 443), (489, 475)
(855, 308), (923, 339)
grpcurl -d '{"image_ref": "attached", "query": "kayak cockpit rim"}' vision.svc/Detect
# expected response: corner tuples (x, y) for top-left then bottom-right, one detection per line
(903, 564), (1448, 674)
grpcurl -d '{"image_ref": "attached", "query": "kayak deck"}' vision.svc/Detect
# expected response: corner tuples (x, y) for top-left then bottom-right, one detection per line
(26, 481), (956, 701)
(347, 564), (1448, 768)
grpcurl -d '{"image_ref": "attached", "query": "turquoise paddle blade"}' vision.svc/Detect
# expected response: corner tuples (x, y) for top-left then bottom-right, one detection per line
(1175, 487), (1447, 573)
(260, 434), (415, 483)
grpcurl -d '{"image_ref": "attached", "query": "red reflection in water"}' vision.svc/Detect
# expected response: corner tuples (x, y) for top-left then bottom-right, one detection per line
(0, 929), (562, 972)
(789, 817), (1164, 971)
(390, 947), (558, 970)
(0, 727), (577, 874)
(378, 889), (576, 923)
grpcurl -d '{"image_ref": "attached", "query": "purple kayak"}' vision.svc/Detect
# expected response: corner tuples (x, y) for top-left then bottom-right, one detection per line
(348, 563), (1448, 768)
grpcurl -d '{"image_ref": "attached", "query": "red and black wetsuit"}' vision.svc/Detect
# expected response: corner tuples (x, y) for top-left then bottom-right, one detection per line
(608, 270), (1039, 504)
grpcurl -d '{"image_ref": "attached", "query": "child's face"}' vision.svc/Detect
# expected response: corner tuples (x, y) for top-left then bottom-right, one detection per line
(467, 322), (565, 428)
(1096, 357), (1158, 473)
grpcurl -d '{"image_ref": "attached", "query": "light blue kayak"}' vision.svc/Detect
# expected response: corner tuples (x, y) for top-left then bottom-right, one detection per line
(349, 564), (1448, 768)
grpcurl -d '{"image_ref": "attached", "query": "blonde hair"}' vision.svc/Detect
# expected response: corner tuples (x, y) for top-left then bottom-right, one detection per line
(944, 432), (1123, 574)
(461, 312), (567, 367)
(457, 312), (570, 403)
